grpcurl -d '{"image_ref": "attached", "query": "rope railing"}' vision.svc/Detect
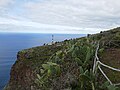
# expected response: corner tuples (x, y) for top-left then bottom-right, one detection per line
(93, 41), (120, 86)
(114, 83), (120, 86)
(93, 41), (100, 73)
(98, 65), (113, 85)
(97, 61), (120, 72)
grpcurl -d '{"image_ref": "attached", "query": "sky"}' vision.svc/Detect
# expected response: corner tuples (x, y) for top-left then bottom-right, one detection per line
(0, 0), (120, 34)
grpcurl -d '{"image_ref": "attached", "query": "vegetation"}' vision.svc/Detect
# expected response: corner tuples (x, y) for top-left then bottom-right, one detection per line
(4, 27), (120, 90)
(35, 28), (120, 90)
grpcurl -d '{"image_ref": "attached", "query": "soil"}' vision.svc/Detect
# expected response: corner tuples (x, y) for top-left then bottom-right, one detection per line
(99, 48), (120, 83)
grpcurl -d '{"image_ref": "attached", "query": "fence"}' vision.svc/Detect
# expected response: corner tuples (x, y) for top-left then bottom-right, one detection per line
(93, 41), (120, 86)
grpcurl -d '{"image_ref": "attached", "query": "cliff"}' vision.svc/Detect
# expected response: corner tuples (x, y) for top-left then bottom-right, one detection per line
(4, 27), (120, 90)
(5, 45), (63, 90)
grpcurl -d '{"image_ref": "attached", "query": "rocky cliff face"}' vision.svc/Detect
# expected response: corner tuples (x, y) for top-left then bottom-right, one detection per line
(7, 60), (35, 90)
(4, 45), (63, 90)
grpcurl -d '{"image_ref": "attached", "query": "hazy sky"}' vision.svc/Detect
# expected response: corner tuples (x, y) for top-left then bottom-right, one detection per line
(0, 0), (120, 34)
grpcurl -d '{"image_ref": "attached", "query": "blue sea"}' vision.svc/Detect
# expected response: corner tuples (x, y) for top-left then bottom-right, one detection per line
(0, 33), (85, 90)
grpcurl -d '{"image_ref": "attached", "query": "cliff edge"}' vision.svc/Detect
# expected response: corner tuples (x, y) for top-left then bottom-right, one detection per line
(4, 27), (120, 90)
(5, 45), (63, 90)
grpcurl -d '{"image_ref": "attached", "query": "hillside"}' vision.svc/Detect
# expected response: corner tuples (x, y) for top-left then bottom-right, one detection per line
(4, 27), (120, 90)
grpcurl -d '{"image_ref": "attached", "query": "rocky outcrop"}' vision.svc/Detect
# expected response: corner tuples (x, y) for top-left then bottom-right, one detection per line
(4, 45), (63, 90)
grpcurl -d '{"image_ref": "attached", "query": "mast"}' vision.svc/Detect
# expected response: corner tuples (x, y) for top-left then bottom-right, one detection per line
(52, 35), (54, 44)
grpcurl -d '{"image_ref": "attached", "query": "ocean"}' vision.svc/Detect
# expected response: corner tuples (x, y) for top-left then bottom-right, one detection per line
(0, 33), (85, 90)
